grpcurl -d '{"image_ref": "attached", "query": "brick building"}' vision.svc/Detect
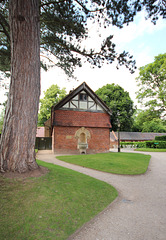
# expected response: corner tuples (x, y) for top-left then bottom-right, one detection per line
(50, 82), (112, 154)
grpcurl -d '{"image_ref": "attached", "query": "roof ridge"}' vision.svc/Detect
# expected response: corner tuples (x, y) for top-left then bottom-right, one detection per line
(52, 81), (112, 115)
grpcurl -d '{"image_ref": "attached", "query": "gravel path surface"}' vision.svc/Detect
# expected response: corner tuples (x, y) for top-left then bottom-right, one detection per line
(37, 150), (166, 240)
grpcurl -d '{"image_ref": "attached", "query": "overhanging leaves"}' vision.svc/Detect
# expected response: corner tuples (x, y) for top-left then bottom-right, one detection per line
(0, 0), (165, 76)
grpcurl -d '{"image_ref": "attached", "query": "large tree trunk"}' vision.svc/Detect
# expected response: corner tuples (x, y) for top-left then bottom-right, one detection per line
(0, 0), (40, 173)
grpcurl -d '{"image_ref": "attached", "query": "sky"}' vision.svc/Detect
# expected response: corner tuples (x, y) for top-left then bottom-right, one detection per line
(40, 11), (166, 108)
(0, 11), (166, 112)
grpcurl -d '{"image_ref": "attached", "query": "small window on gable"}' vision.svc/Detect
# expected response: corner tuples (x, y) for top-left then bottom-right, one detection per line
(79, 93), (87, 101)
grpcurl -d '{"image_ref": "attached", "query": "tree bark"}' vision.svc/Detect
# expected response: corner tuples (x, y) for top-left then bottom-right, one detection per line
(0, 0), (40, 173)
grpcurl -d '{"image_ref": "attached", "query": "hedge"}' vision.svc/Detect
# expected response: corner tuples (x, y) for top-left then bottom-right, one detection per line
(155, 135), (166, 141)
(120, 142), (146, 148)
(145, 141), (166, 149)
(121, 141), (166, 149)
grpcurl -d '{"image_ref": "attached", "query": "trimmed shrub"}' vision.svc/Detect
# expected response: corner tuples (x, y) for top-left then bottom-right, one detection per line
(120, 142), (146, 148)
(145, 141), (166, 149)
(155, 136), (166, 141)
(136, 142), (146, 148)
(121, 141), (166, 149)
(145, 141), (155, 148)
(156, 141), (166, 149)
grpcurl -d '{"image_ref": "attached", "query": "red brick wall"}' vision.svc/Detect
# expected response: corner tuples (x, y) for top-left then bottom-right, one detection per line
(88, 127), (110, 153)
(53, 110), (111, 128)
(53, 126), (78, 153)
(53, 126), (110, 154)
(52, 110), (111, 154)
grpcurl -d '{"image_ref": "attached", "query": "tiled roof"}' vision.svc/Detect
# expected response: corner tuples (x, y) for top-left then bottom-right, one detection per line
(110, 131), (166, 141)
(52, 82), (112, 116)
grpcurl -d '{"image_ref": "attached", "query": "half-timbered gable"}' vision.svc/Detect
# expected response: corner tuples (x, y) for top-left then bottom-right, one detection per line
(51, 82), (112, 154)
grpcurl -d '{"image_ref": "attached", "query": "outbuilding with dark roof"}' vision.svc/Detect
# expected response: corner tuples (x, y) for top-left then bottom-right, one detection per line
(110, 131), (166, 147)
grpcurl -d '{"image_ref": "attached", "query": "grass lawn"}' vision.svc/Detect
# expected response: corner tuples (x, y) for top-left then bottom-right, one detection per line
(0, 160), (117, 240)
(57, 152), (151, 175)
(134, 148), (166, 152)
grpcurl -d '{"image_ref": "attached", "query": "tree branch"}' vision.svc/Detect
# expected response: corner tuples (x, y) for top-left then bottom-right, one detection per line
(40, 46), (58, 59)
(162, 0), (166, 7)
(40, 0), (66, 8)
(74, 0), (106, 13)
(40, 54), (57, 65)
(40, 0), (105, 13)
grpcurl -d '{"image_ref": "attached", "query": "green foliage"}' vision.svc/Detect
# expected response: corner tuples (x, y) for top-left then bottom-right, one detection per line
(132, 109), (166, 132)
(57, 152), (151, 175)
(135, 148), (166, 152)
(136, 53), (166, 116)
(0, 109), (5, 133)
(145, 141), (156, 148)
(38, 85), (66, 126)
(142, 118), (166, 133)
(0, 160), (117, 240)
(1, 1), (166, 76)
(155, 135), (166, 141)
(155, 141), (166, 149)
(145, 141), (166, 149)
(0, 1), (10, 73)
(95, 84), (135, 131)
(121, 140), (166, 149)
(121, 141), (146, 148)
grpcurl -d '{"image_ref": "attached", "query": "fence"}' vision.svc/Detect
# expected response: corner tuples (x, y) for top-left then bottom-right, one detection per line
(35, 137), (52, 150)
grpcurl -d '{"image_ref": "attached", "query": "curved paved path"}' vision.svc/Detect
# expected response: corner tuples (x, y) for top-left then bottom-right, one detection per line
(37, 151), (166, 240)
